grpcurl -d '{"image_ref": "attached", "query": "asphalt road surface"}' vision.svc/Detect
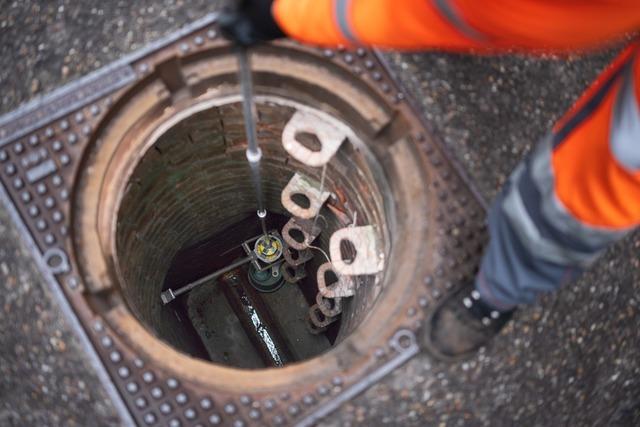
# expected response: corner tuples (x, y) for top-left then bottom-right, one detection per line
(1, 2), (638, 426)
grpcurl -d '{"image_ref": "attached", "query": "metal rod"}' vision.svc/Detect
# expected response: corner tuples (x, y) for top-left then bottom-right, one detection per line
(257, 208), (268, 237)
(160, 255), (253, 304)
(237, 46), (268, 238)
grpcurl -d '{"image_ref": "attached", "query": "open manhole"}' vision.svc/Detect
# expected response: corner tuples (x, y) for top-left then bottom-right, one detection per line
(0, 14), (487, 426)
(112, 97), (392, 369)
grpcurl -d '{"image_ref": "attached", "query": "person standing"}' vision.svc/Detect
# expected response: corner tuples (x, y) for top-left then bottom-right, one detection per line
(221, 0), (640, 360)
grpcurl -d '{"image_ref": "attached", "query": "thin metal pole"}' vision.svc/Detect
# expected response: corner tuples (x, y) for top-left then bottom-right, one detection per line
(160, 255), (253, 304)
(237, 47), (268, 238)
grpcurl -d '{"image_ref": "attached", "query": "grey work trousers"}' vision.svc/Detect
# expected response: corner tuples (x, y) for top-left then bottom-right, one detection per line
(475, 134), (638, 310)
(474, 43), (640, 310)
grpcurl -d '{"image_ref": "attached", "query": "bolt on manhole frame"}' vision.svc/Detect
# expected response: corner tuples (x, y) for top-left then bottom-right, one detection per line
(0, 13), (488, 427)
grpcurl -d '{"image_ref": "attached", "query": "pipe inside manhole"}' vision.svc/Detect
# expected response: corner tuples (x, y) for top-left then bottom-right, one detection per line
(114, 98), (390, 369)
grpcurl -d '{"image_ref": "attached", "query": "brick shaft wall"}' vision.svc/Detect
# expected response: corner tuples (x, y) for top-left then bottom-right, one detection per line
(115, 102), (386, 357)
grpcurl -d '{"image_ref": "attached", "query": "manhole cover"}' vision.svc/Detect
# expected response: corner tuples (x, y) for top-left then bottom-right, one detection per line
(0, 13), (487, 427)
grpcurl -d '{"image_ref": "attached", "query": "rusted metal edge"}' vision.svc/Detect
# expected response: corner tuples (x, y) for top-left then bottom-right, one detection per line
(373, 51), (489, 211)
(0, 13), (220, 147)
(0, 180), (135, 426)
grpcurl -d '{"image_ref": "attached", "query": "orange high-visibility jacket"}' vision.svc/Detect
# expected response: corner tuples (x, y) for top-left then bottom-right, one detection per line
(272, 0), (639, 52)
(273, 0), (640, 229)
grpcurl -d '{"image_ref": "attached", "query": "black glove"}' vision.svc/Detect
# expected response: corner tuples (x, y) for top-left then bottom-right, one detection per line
(219, 0), (285, 47)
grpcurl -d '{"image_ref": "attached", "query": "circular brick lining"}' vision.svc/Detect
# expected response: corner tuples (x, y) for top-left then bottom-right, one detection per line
(115, 101), (387, 361)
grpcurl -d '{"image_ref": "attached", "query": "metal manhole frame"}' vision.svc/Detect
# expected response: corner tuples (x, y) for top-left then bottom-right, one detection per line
(0, 13), (488, 426)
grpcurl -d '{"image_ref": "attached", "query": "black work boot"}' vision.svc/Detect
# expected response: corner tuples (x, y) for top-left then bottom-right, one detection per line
(425, 281), (515, 361)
